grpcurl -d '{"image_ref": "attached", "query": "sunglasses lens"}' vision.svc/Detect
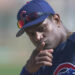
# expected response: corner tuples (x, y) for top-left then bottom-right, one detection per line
(17, 20), (24, 29)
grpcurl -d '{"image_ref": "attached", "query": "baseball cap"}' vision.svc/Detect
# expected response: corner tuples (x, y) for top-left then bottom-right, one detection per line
(16, 0), (55, 37)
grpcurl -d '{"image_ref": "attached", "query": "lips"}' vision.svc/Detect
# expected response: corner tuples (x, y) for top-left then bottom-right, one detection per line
(36, 39), (47, 45)
(35, 39), (50, 50)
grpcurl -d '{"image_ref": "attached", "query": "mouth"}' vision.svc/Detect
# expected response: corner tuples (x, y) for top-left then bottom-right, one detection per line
(35, 39), (51, 50)
(35, 39), (46, 45)
(41, 41), (51, 50)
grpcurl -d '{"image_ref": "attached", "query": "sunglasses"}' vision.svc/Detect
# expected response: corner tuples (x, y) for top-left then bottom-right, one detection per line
(17, 12), (51, 29)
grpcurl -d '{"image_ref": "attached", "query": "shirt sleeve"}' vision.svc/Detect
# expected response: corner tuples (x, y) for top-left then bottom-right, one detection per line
(20, 66), (33, 75)
(20, 66), (51, 75)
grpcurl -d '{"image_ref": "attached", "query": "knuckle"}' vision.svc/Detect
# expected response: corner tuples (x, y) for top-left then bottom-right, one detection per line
(47, 62), (52, 66)
(49, 63), (52, 66)
(50, 54), (53, 58)
(39, 51), (42, 54)
(45, 51), (48, 55)
(35, 57), (39, 62)
(38, 52), (42, 56)
(42, 62), (46, 65)
(51, 55), (53, 59)
(44, 56), (49, 60)
(46, 56), (52, 62)
(49, 58), (52, 62)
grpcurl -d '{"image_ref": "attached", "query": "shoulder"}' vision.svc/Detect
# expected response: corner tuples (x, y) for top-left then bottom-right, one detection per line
(64, 32), (75, 50)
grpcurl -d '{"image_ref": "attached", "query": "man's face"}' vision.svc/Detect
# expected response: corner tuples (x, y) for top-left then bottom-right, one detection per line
(25, 15), (61, 49)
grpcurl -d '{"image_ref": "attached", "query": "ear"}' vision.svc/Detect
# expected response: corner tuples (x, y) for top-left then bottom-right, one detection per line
(52, 14), (61, 27)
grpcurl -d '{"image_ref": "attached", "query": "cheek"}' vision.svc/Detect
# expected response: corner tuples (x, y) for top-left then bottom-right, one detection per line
(46, 25), (54, 34)
(44, 28), (58, 44)
(43, 29), (54, 37)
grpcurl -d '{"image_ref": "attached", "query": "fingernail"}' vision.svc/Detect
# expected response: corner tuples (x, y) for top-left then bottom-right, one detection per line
(48, 49), (54, 53)
(42, 42), (45, 45)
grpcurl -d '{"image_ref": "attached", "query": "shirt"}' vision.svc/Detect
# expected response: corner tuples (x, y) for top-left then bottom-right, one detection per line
(20, 33), (75, 75)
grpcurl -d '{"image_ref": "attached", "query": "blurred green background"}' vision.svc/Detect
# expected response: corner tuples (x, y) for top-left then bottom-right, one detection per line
(0, 0), (75, 75)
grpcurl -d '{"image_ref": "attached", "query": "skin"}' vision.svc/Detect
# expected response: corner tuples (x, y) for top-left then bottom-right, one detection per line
(24, 14), (69, 73)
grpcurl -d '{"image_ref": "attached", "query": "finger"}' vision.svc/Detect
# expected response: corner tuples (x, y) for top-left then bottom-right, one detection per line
(36, 61), (52, 66)
(38, 50), (53, 59)
(37, 42), (45, 51)
(35, 56), (52, 63)
(31, 42), (45, 57)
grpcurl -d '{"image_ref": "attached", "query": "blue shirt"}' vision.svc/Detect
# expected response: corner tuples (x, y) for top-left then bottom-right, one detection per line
(20, 33), (75, 75)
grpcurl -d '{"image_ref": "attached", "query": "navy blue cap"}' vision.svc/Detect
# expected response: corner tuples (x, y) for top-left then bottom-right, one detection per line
(16, 0), (55, 37)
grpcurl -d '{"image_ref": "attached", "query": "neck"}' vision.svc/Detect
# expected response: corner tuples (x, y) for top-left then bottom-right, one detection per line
(62, 31), (74, 43)
(67, 32), (74, 39)
(61, 24), (74, 42)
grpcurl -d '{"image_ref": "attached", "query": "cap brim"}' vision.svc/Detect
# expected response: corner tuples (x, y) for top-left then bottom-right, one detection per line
(16, 14), (49, 37)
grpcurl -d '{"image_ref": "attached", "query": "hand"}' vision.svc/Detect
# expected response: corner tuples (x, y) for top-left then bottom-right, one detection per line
(25, 42), (54, 73)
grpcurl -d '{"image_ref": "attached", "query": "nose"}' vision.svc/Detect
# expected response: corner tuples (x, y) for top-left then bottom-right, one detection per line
(35, 32), (43, 41)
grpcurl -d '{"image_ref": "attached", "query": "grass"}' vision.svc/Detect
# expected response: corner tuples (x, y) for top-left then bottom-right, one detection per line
(0, 64), (23, 75)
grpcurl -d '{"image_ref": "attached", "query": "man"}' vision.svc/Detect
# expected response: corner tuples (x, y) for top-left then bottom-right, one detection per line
(16, 0), (75, 75)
